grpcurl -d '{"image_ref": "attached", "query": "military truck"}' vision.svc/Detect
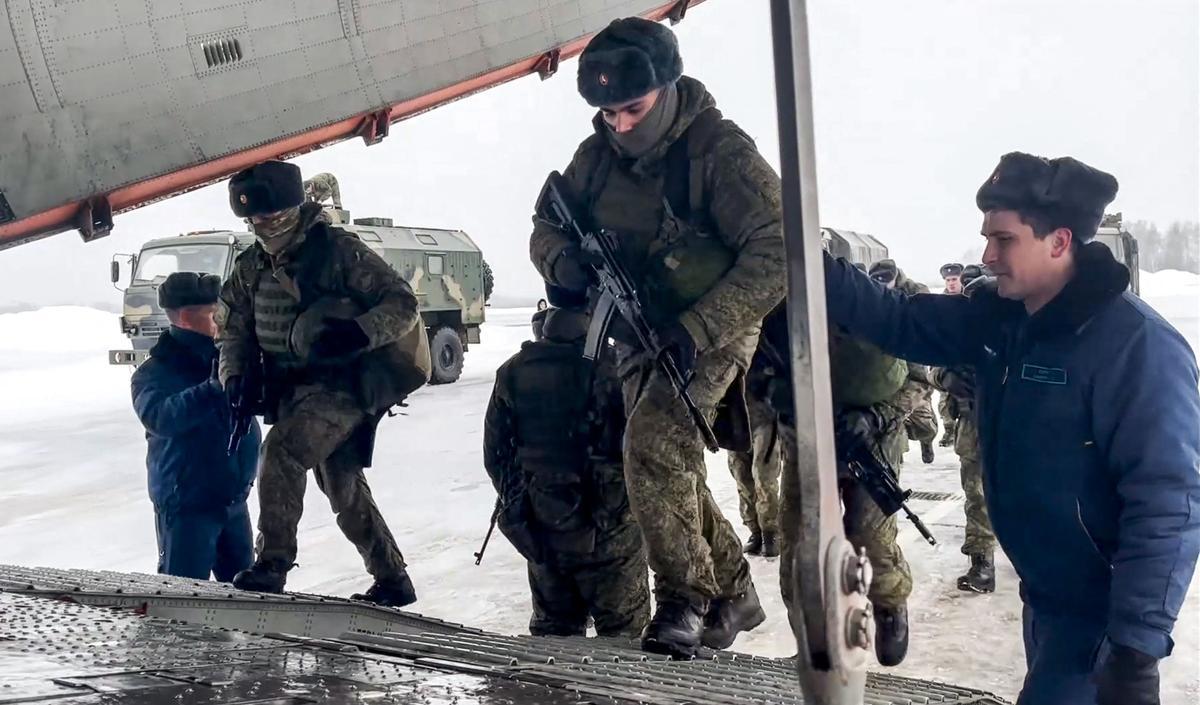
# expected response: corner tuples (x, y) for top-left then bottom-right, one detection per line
(822, 227), (888, 266)
(1094, 212), (1140, 295)
(109, 206), (486, 385)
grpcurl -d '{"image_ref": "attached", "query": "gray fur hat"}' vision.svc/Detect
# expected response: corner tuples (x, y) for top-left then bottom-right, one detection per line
(577, 17), (683, 107)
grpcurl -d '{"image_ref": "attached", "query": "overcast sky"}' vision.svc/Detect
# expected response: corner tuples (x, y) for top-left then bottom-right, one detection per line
(2, 0), (1196, 309)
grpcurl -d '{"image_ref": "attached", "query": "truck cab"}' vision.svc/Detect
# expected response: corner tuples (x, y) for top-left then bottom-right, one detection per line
(111, 210), (486, 384)
(1093, 212), (1140, 295)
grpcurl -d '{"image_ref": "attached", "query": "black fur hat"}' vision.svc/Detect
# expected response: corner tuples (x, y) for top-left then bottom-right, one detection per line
(577, 17), (683, 107)
(229, 161), (305, 218)
(976, 152), (1118, 241)
(158, 272), (221, 310)
(940, 262), (964, 278)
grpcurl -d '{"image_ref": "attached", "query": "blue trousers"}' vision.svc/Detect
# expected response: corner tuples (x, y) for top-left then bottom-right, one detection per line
(154, 503), (253, 582)
(1017, 604), (1110, 705)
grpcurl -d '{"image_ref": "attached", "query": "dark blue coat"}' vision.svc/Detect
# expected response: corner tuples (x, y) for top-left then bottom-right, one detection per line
(131, 328), (260, 514)
(823, 243), (1200, 659)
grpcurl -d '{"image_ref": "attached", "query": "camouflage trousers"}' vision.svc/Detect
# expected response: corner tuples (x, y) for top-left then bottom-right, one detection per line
(256, 384), (406, 580)
(955, 414), (995, 555)
(905, 392), (938, 444)
(777, 422), (912, 612)
(622, 348), (752, 604)
(938, 393), (958, 441)
(528, 522), (650, 638)
(727, 392), (782, 536)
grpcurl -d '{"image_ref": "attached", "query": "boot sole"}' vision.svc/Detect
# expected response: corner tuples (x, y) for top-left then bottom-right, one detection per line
(955, 581), (995, 594)
(701, 606), (766, 650)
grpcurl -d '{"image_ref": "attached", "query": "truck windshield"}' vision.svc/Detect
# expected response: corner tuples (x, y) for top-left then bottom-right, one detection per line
(133, 244), (230, 284)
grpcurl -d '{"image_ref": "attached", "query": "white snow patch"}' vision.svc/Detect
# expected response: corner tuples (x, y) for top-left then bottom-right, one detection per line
(0, 306), (127, 353)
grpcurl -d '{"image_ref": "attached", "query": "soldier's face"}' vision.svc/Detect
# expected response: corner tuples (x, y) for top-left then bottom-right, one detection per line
(600, 88), (663, 133)
(981, 210), (1073, 305)
(943, 276), (962, 294)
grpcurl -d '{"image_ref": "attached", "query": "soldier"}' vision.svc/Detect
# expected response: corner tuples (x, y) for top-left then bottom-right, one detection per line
(217, 160), (426, 606)
(869, 260), (938, 464)
(823, 152), (1200, 704)
(131, 272), (259, 582)
(934, 264), (997, 594)
(936, 263), (965, 447)
(528, 17), (785, 657)
(483, 285), (650, 638)
(760, 305), (915, 666)
(303, 172), (342, 209)
(726, 337), (782, 558)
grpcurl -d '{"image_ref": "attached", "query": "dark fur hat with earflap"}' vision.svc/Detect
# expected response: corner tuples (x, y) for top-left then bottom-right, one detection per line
(577, 17), (683, 107)
(976, 152), (1118, 241)
(228, 160), (305, 218)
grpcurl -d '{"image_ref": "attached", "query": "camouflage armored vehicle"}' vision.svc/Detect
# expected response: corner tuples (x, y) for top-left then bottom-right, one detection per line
(1094, 212), (1140, 295)
(110, 202), (486, 385)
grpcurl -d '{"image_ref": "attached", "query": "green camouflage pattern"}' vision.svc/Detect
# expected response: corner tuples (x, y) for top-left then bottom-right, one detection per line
(255, 384), (406, 580)
(527, 520), (650, 637)
(727, 388), (781, 536)
(956, 411), (995, 555)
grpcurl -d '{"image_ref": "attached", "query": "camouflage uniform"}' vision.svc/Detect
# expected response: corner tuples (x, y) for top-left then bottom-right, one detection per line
(483, 310), (649, 637)
(529, 76), (786, 605)
(303, 172), (342, 209)
(217, 203), (419, 582)
(938, 392), (959, 445)
(934, 366), (996, 556)
(727, 353), (781, 539)
(894, 274), (938, 450)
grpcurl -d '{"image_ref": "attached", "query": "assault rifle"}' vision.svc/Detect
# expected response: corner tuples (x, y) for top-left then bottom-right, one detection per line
(474, 498), (501, 565)
(835, 411), (937, 546)
(535, 171), (719, 453)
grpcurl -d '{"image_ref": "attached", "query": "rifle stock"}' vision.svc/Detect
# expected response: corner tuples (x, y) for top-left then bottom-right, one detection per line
(536, 172), (719, 453)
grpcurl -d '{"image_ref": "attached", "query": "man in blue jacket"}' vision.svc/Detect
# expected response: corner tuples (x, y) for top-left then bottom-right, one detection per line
(821, 152), (1199, 705)
(132, 272), (261, 581)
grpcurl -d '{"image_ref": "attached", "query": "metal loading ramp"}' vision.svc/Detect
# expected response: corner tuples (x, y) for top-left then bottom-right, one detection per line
(0, 565), (1011, 704)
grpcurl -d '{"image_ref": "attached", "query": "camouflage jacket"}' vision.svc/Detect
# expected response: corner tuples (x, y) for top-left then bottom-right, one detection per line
(216, 204), (420, 387)
(529, 76), (785, 365)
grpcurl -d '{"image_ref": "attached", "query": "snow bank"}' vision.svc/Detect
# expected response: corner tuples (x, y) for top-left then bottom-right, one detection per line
(1140, 269), (1200, 298)
(0, 306), (127, 352)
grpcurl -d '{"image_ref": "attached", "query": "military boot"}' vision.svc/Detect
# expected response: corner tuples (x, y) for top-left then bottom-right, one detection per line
(351, 572), (418, 608)
(702, 583), (766, 650)
(938, 429), (956, 448)
(641, 598), (707, 659)
(743, 531), (763, 556)
(920, 440), (935, 464)
(232, 559), (290, 594)
(873, 604), (909, 667)
(760, 531), (780, 558)
(956, 553), (996, 594)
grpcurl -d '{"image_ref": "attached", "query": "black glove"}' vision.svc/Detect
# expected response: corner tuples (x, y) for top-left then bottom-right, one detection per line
(659, 322), (698, 382)
(941, 368), (976, 400)
(311, 318), (370, 359)
(834, 408), (884, 456)
(1095, 643), (1160, 705)
(225, 375), (249, 411)
(552, 248), (591, 292)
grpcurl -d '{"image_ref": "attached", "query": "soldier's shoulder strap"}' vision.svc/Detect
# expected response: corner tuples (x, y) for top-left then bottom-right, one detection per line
(664, 106), (727, 226)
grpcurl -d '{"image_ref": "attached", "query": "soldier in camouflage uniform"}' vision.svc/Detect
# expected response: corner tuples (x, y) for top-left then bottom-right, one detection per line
(870, 260), (938, 463)
(528, 18), (785, 658)
(933, 263), (997, 593)
(483, 286), (649, 637)
(303, 172), (342, 209)
(759, 305), (916, 666)
(726, 338), (781, 558)
(216, 161), (420, 606)
(936, 263), (965, 447)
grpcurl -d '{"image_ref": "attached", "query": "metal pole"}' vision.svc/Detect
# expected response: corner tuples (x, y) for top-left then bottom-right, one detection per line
(768, 1), (870, 702)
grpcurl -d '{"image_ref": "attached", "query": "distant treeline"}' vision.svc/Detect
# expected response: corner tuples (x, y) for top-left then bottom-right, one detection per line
(1127, 221), (1200, 274)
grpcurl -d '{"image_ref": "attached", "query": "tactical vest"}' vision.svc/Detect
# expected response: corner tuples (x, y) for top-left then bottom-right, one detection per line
(583, 108), (738, 328)
(502, 341), (627, 558)
(253, 268), (304, 367)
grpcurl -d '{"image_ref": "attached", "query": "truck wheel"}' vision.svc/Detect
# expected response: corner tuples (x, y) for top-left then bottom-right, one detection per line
(429, 326), (464, 384)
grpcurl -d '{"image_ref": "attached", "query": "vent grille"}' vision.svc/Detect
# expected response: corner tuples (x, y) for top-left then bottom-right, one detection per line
(202, 38), (243, 68)
(908, 490), (961, 502)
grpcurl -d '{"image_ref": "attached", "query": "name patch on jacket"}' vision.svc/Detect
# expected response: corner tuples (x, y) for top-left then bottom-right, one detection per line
(1021, 364), (1067, 385)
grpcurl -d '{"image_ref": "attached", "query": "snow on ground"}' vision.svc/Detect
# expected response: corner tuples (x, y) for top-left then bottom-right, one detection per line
(1, 289), (1198, 703)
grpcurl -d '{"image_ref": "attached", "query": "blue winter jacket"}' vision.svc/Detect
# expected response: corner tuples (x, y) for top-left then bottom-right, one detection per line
(131, 327), (260, 514)
(823, 242), (1200, 659)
